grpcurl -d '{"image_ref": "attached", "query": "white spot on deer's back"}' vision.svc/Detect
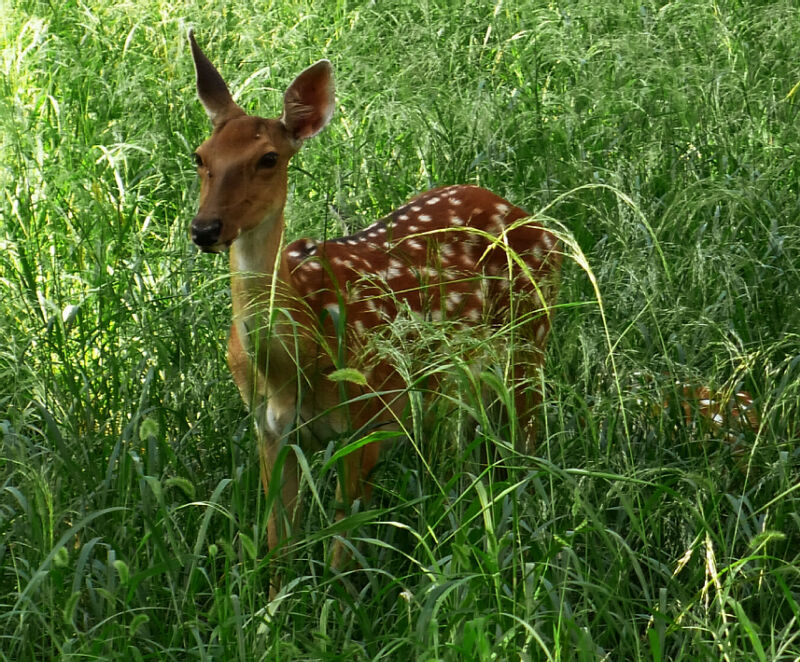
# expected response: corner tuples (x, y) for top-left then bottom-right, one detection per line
(466, 307), (481, 322)
(445, 290), (463, 311)
(387, 265), (405, 280)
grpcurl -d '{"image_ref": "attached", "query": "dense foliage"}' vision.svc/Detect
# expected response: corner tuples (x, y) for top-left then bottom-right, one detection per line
(1, 1), (799, 659)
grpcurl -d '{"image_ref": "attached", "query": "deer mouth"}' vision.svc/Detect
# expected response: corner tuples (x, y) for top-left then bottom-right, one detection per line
(197, 239), (233, 254)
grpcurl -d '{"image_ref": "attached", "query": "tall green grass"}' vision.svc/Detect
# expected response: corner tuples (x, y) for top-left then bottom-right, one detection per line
(1, 0), (799, 659)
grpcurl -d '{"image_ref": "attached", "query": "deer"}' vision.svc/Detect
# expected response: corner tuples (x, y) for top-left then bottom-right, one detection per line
(187, 33), (561, 592)
(186, 33), (759, 595)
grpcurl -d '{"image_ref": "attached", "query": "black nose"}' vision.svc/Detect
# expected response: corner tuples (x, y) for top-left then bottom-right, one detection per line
(191, 217), (222, 248)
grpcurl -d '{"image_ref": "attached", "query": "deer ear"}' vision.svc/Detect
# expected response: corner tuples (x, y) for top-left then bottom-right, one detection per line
(189, 31), (244, 126)
(281, 60), (335, 143)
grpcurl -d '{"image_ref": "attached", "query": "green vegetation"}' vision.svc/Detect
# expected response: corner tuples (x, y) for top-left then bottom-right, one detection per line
(2, 0), (799, 659)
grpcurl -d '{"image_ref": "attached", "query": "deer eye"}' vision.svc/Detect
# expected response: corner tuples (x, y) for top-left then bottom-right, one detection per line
(257, 152), (278, 169)
(193, 152), (203, 168)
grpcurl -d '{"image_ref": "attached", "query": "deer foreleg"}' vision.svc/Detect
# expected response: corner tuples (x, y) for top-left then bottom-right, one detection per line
(254, 398), (303, 598)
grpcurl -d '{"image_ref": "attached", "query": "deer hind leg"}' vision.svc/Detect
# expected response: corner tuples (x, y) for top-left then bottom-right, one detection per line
(512, 365), (541, 455)
(511, 319), (551, 456)
(259, 435), (302, 544)
(331, 440), (381, 570)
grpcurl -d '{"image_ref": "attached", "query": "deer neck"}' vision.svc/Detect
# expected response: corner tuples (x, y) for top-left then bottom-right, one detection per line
(229, 214), (288, 305)
(228, 213), (303, 367)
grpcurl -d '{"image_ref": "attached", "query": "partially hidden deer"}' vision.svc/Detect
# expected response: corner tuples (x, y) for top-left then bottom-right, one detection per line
(187, 32), (561, 589)
(186, 34), (760, 594)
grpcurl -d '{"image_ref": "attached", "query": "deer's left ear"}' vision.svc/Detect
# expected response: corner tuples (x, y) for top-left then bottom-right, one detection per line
(281, 60), (335, 143)
(189, 31), (245, 126)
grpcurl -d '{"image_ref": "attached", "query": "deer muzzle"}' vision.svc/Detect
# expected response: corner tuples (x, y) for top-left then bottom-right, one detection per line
(191, 216), (224, 252)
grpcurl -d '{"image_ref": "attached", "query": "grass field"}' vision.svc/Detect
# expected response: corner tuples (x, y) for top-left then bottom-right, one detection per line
(2, 0), (800, 659)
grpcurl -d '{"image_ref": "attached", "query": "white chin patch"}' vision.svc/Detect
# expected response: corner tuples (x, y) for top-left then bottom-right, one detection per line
(200, 241), (231, 254)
